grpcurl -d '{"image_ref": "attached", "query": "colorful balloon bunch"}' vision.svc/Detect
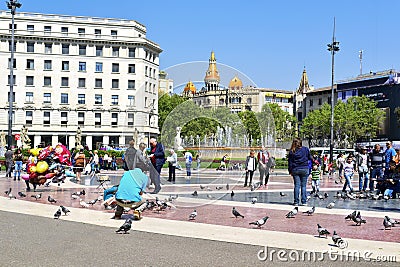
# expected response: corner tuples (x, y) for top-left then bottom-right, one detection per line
(22, 143), (75, 186)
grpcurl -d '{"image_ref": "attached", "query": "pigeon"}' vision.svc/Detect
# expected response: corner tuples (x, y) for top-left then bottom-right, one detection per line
(306, 195), (311, 202)
(88, 199), (98, 205)
(317, 224), (330, 238)
(251, 197), (257, 204)
(31, 193), (42, 200)
(385, 216), (400, 226)
(4, 188), (11, 195)
(72, 189), (86, 196)
(71, 194), (79, 200)
(279, 192), (286, 197)
(200, 185), (205, 190)
(191, 191), (198, 196)
(250, 184), (255, 191)
(335, 191), (341, 199)
(206, 186), (212, 191)
(116, 218), (132, 234)
(326, 201), (335, 209)
(352, 211), (366, 226)
(383, 217), (392, 230)
(345, 210), (357, 221)
(97, 195), (103, 202)
(79, 199), (89, 208)
(48, 195), (57, 203)
(324, 192), (329, 198)
(170, 194), (179, 200)
(230, 191), (235, 198)
(18, 192), (26, 197)
(206, 194), (214, 199)
(189, 209), (197, 220)
(44, 181), (51, 187)
(232, 207), (244, 218)
(226, 183), (229, 190)
(286, 207), (298, 218)
(54, 208), (62, 219)
(303, 206), (315, 216)
(60, 205), (70, 215)
(249, 216), (269, 228)
(332, 230), (341, 245)
(8, 193), (16, 199)
(346, 192), (356, 200)
(216, 186), (223, 190)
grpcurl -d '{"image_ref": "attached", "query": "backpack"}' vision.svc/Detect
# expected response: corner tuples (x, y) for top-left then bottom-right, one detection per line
(75, 155), (85, 167)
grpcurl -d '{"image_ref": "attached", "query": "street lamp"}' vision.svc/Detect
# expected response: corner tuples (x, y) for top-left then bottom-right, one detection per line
(327, 18), (339, 164)
(6, 0), (22, 148)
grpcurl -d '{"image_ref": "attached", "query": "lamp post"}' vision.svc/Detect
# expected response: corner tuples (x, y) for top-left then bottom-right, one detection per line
(6, 0), (21, 148)
(327, 18), (340, 164)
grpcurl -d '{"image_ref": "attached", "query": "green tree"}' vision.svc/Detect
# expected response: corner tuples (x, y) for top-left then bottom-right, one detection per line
(158, 93), (186, 130)
(266, 103), (297, 141)
(238, 110), (261, 145)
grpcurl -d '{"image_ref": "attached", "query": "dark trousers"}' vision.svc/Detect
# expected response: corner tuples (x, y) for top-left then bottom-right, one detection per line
(244, 170), (255, 186)
(168, 165), (176, 182)
(259, 167), (270, 185)
(5, 162), (13, 177)
(150, 164), (162, 192)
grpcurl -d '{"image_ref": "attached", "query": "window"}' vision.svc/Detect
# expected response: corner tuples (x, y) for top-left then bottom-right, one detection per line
(8, 58), (16, 69)
(111, 113), (118, 126)
(44, 26), (51, 34)
(44, 77), (51, 86)
(128, 80), (135, 89)
(7, 92), (15, 102)
(61, 93), (68, 104)
(112, 47), (119, 57)
(95, 29), (101, 36)
(61, 27), (68, 36)
(44, 43), (52, 54)
(78, 78), (86, 88)
(60, 112), (68, 125)
(25, 92), (34, 103)
(95, 78), (102, 88)
(44, 60), (52, 70)
(111, 95), (119, 105)
(145, 82), (148, 92)
(8, 41), (16, 52)
(309, 99), (313, 107)
(79, 45), (86, 56)
(144, 97), (147, 107)
(128, 64), (135, 73)
(62, 44), (69, 54)
(78, 62), (86, 71)
(8, 75), (16, 85)
(153, 69), (156, 79)
(127, 113), (134, 126)
(112, 63), (119, 73)
(145, 66), (148, 76)
(26, 111), (33, 125)
(111, 30), (117, 38)
(26, 76), (34, 86)
(27, 42), (34, 52)
(78, 28), (85, 36)
(61, 77), (69, 87)
(78, 94), (85, 104)
(128, 95), (135, 106)
(26, 59), (34, 69)
(27, 25), (34, 32)
(112, 79), (119, 89)
(95, 94), (102, 104)
(95, 46), (103, 56)
(95, 62), (103, 72)
(43, 111), (50, 125)
(43, 93), (51, 103)
(128, 48), (136, 58)
(78, 112), (85, 126)
(318, 98), (322, 105)
(62, 61), (69, 71)
(95, 113), (101, 127)
(9, 23), (16, 32)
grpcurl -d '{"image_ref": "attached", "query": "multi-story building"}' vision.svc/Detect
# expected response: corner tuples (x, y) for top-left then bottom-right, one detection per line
(158, 70), (174, 95)
(0, 11), (162, 149)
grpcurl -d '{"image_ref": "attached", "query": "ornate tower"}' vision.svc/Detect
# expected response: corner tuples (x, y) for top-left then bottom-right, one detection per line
(204, 51), (220, 91)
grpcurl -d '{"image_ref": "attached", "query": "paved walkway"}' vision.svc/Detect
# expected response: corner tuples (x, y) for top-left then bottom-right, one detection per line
(1, 168), (399, 264)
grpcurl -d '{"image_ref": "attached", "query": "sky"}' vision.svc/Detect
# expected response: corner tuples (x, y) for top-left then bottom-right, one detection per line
(9, 0), (400, 91)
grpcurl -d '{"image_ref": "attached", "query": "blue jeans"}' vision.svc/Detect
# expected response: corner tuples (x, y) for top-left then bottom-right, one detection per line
(358, 165), (369, 191)
(370, 167), (383, 191)
(14, 161), (23, 179)
(343, 173), (354, 192)
(292, 168), (309, 205)
(104, 185), (118, 201)
(186, 162), (192, 176)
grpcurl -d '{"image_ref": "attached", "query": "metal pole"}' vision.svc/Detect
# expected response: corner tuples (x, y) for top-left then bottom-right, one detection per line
(359, 50), (363, 76)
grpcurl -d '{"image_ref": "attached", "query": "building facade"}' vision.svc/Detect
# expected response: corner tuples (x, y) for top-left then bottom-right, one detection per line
(0, 11), (161, 149)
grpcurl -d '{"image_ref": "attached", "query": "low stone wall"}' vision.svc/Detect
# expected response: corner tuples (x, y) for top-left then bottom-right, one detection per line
(184, 146), (287, 159)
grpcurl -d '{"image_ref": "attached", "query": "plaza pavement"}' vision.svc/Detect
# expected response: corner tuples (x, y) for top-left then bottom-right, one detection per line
(0, 168), (399, 265)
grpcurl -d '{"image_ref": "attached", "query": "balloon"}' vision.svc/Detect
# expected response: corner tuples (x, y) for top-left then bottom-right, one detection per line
(65, 170), (76, 177)
(45, 172), (56, 179)
(36, 161), (49, 174)
(38, 176), (47, 185)
(21, 174), (30, 181)
(48, 163), (60, 171)
(29, 172), (38, 179)
(28, 165), (37, 174)
(38, 146), (52, 160)
(30, 148), (41, 156)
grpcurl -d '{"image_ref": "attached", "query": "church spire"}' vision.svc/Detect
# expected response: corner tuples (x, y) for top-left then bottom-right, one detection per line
(297, 68), (310, 94)
(204, 51), (220, 91)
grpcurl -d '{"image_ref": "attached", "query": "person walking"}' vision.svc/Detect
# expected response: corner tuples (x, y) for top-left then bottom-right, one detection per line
(336, 153), (345, 182)
(167, 149), (177, 183)
(288, 138), (312, 206)
(74, 148), (86, 183)
(4, 147), (13, 178)
(244, 150), (257, 187)
(195, 154), (201, 170)
(148, 137), (166, 194)
(92, 150), (99, 173)
(385, 141), (396, 175)
(184, 151), (193, 179)
(13, 148), (23, 181)
(369, 144), (385, 192)
(257, 148), (270, 188)
(356, 147), (370, 192)
(342, 156), (355, 193)
(310, 164), (321, 194)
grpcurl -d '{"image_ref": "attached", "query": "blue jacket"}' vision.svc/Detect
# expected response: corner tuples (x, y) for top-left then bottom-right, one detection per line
(288, 146), (313, 173)
(150, 143), (166, 167)
(115, 169), (149, 202)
